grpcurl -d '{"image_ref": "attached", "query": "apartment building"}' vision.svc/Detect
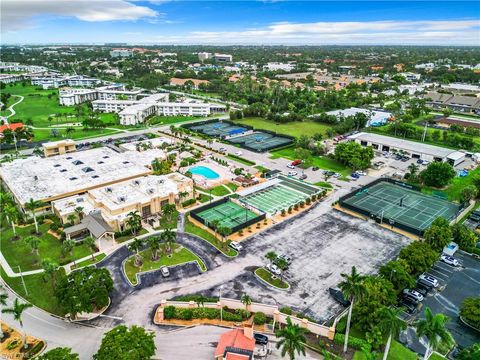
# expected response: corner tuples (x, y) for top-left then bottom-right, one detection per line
(31, 74), (102, 89)
(214, 53), (233, 62)
(0, 74), (24, 84)
(423, 92), (480, 114)
(42, 139), (76, 157)
(110, 49), (133, 58)
(52, 173), (194, 232)
(92, 99), (138, 112)
(0, 62), (47, 73)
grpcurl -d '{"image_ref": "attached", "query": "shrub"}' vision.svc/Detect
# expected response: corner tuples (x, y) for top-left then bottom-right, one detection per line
(163, 305), (176, 319)
(182, 199), (196, 207)
(279, 306), (292, 315)
(460, 297), (480, 329)
(253, 312), (267, 325)
(333, 333), (371, 352)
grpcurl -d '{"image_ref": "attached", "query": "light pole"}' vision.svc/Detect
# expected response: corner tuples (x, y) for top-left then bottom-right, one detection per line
(17, 266), (28, 296)
(219, 285), (223, 324)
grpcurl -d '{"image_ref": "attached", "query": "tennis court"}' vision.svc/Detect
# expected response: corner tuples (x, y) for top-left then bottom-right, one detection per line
(189, 121), (248, 138)
(341, 180), (460, 234)
(240, 176), (322, 214)
(196, 200), (259, 230)
(228, 131), (294, 152)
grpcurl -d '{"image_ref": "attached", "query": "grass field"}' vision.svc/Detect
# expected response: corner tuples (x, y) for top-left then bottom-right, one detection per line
(270, 146), (351, 176)
(420, 167), (480, 202)
(30, 128), (120, 142)
(231, 117), (332, 138)
(352, 340), (418, 360)
(1, 222), (91, 271)
(226, 154), (256, 166)
(209, 185), (232, 197)
(184, 218), (237, 257)
(1, 266), (65, 316)
(124, 244), (206, 285)
(71, 253), (106, 270)
(148, 115), (197, 126)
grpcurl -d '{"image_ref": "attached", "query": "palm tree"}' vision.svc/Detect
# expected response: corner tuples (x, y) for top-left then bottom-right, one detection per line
(74, 206), (84, 221)
(378, 307), (407, 360)
(62, 239), (76, 267)
(83, 236), (97, 262)
(24, 236), (40, 256)
(179, 191), (189, 202)
(275, 317), (307, 360)
(265, 251), (277, 266)
(240, 293), (252, 311)
(41, 258), (59, 288)
(126, 211), (142, 235)
(148, 236), (161, 261)
(339, 266), (366, 353)
(128, 238), (144, 267)
(161, 204), (177, 223)
(415, 307), (453, 360)
(0, 288), (7, 339)
(32, 147), (43, 157)
(25, 198), (44, 234)
(2, 299), (33, 349)
(160, 228), (176, 254)
(67, 214), (76, 225)
(210, 219), (220, 241)
(4, 204), (18, 238)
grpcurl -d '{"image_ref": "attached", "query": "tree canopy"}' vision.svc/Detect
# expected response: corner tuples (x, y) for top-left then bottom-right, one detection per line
(334, 141), (374, 170)
(420, 162), (455, 188)
(399, 242), (438, 276)
(37, 347), (79, 360)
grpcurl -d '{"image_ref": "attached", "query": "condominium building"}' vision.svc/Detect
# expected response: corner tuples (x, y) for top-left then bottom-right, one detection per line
(42, 139), (76, 157)
(59, 88), (98, 106)
(52, 173), (194, 232)
(31, 74), (102, 89)
(0, 62), (47, 73)
(0, 74), (23, 84)
(92, 99), (138, 112)
(214, 53), (232, 62)
(109, 49), (133, 58)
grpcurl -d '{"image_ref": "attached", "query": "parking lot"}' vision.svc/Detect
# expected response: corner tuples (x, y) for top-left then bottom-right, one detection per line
(401, 251), (480, 354)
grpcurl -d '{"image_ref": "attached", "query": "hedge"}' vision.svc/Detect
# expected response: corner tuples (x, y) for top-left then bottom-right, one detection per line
(279, 306), (292, 315)
(163, 305), (250, 322)
(172, 295), (219, 303)
(182, 198), (196, 207)
(253, 312), (267, 325)
(333, 333), (371, 352)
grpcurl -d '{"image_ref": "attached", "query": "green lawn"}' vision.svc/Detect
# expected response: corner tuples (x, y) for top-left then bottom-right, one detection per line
(255, 267), (289, 289)
(156, 211), (179, 230)
(427, 353), (445, 360)
(71, 253), (106, 270)
(148, 115), (197, 126)
(225, 183), (238, 192)
(184, 218), (237, 257)
(31, 127), (120, 142)
(124, 244), (206, 285)
(198, 193), (213, 203)
(420, 167), (480, 202)
(1, 222), (91, 271)
(231, 117), (332, 138)
(1, 266), (66, 316)
(270, 146), (351, 176)
(352, 340), (418, 360)
(115, 228), (149, 243)
(254, 165), (270, 173)
(314, 181), (333, 189)
(209, 185), (231, 197)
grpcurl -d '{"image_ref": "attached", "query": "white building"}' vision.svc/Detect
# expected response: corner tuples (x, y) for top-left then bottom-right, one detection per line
(92, 99), (138, 113)
(31, 74), (102, 89)
(325, 107), (393, 126)
(59, 88), (98, 106)
(264, 62), (295, 72)
(110, 49), (133, 58)
(440, 83), (480, 94)
(399, 72), (421, 81)
(0, 62), (47, 73)
(214, 53), (232, 62)
(198, 52), (211, 61)
(0, 74), (23, 84)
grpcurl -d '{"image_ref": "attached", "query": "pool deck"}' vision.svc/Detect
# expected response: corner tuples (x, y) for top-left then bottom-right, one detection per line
(187, 160), (235, 189)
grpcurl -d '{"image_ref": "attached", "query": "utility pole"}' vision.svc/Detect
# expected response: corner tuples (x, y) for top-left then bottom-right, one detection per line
(422, 122), (428, 142)
(219, 285), (223, 324)
(17, 266), (28, 296)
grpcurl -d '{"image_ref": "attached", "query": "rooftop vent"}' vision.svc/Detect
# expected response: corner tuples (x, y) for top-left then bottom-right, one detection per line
(69, 177), (78, 181)
(91, 175), (99, 179)
(118, 196), (126, 202)
(60, 169), (67, 173)
(106, 187), (112, 193)
(123, 161), (130, 164)
(97, 161), (104, 164)
(147, 188), (154, 194)
(158, 179), (164, 184)
(103, 156), (109, 159)
(82, 167), (94, 173)
(53, 164), (61, 167)
(34, 175), (38, 181)
(72, 160), (84, 165)
(133, 180), (140, 186)
(66, 157), (73, 160)
(76, 198), (84, 203)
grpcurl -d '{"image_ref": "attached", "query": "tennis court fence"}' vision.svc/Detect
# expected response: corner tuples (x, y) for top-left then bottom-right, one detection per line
(338, 178), (466, 236)
(190, 197), (266, 234)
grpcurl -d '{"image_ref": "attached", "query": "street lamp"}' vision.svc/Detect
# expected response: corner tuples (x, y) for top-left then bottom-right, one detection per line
(219, 285), (223, 324)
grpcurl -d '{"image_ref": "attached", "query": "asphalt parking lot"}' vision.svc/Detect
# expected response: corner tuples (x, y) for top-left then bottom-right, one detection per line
(401, 251), (480, 354)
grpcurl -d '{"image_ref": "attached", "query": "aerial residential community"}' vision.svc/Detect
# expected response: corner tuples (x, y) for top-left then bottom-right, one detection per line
(0, 1), (479, 360)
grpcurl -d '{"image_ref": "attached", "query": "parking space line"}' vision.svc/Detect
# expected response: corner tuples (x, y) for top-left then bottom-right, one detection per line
(434, 263), (454, 273)
(425, 270), (449, 281)
(431, 265), (453, 275)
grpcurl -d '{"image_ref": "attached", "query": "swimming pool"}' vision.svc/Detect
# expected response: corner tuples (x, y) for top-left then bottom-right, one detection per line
(189, 166), (220, 179)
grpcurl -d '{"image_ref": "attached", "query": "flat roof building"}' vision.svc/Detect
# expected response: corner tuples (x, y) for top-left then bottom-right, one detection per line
(348, 132), (458, 162)
(325, 107), (393, 126)
(42, 139), (76, 157)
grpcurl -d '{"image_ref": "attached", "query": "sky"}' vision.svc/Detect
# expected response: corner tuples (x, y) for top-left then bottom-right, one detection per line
(2, 1), (479, 45)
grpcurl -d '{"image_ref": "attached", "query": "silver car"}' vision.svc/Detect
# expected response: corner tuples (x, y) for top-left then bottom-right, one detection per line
(403, 289), (424, 302)
(160, 266), (170, 277)
(418, 274), (439, 288)
(440, 254), (459, 267)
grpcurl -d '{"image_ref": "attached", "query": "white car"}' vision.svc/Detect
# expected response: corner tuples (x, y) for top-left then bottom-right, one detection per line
(288, 171), (298, 176)
(441, 254), (459, 267)
(287, 164), (295, 169)
(266, 263), (281, 276)
(403, 289), (424, 302)
(356, 170), (367, 176)
(160, 266), (170, 277)
(235, 151), (243, 156)
(219, 147), (227, 153)
(229, 241), (243, 252)
(418, 274), (439, 288)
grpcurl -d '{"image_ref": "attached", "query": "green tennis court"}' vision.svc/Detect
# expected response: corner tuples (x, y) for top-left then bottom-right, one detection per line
(342, 181), (460, 233)
(196, 201), (258, 229)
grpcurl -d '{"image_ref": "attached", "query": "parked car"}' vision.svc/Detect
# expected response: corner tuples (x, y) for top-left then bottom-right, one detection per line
(291, 159), (302, 166)
(403, 289), (424, 302)
(332, 173), (341, 178)
(356, 170), (367, 176)
(312, 167), (319, 171)
(440, 254), (460, 267)
(401, 293), (420, 305)
(219, 147), (227, 152)
(266, 263), (281, 275)
(414, 285), (430, 296)
(351, 172), (360, 179)
(416, 279), (435, 291)
(287, 163), (295, 169)
(235, 151), (243, 156)
(229, 241), (243, 252)
(328, 287), (350, 307)
(416, 159), (423, 164)
(422, 160), (430, 166)
(418, 274), (439, 288)
(254, 333), (269, 345)
(288, 171), (298, 176)
(299, 174), (307, 180)
(398, 299), (418, 314)
(160, 266), (170, 277)
(277, 254), (292, 265)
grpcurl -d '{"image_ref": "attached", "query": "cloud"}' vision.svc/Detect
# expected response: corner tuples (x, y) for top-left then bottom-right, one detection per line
(1, 0), (158, 32)
(179, 19), (480, 45)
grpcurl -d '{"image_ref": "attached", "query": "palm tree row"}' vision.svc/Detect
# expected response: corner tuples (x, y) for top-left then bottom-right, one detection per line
(128, 228), (177, 267)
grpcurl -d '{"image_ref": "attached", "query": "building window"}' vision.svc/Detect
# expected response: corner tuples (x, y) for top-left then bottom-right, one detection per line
(142, 205), (152, 218)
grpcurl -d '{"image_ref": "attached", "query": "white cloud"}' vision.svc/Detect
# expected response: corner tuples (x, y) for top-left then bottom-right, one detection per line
(1, 0), (158, 32)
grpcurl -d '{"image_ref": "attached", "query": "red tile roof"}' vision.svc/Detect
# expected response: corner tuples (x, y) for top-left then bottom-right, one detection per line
(0, 123), (23, 133)
(214, 329), (255, 358)
(225, 353), (251, 360)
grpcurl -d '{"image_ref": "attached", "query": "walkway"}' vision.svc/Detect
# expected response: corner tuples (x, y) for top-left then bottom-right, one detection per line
(4, 94), (24, 120)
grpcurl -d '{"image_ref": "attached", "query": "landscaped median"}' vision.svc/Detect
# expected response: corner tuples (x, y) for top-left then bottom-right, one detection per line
(70, 253), (106, 270)
(184, 218), (238, 257)
(123, 244), (207, 286)
(254, 267), (290, 289)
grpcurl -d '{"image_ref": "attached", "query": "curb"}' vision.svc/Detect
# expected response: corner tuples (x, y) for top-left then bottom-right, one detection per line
(254, 268), (290, 291)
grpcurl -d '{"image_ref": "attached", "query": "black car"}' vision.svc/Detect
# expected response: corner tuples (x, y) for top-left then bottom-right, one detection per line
(254, 333), (269, 345)
(401, 293), (419, 305)
(328, 287), (351, 307)
(312, 167), (319, 171)
(398, 299), (417, 314)
(414, 285), (429, 297)
(417, 279), (434, 290)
